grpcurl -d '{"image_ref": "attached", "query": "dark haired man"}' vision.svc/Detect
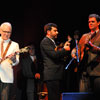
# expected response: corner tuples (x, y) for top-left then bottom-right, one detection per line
(72, 14), (100, 98)
(40, 23), (70, 100)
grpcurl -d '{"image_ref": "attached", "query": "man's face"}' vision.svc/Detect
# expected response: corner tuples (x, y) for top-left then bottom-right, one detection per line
(88, 17), (99, 31)
(0, 25), (12, 40)
(29, 46), (35, 56)
(49, 27), (58, 39)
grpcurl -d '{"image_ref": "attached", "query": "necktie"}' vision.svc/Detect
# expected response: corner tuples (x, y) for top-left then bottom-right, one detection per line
(1, 40), (4, 58)
(91, 32), (96, 39)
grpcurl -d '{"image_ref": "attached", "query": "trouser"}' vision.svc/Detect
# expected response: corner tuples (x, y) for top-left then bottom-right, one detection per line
(0, 80), (11, 100)
(27, 79), (36, 100)
(90, 76), (100, 94)
(46, 80), (61, 100)
(87, 76), (100, 100)
(79, 73), (90, 92)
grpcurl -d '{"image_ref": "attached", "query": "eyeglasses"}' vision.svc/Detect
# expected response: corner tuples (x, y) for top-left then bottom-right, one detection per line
(2, 30), (11, 34)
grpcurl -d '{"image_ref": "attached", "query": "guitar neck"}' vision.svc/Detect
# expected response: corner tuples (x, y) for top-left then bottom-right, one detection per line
(0, 46), (29, 64)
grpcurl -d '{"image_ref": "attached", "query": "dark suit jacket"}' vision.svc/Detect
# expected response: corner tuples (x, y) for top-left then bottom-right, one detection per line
(40, 37), (69, 81)
(78, 30), (100, 76)
(21, 55), (38, 78)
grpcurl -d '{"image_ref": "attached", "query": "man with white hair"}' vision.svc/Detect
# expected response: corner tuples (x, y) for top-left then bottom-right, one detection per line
(0, 22), (19, 100)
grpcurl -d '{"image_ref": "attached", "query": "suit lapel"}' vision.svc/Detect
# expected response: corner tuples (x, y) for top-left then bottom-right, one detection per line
(46, 37), (56, 48)
(90, 30), (100, 44)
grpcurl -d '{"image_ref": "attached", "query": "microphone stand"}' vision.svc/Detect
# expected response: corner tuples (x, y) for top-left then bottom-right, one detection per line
(65, 33), (79, 70)
(65, 57), (74, 70)
(75, 39), (79, 63)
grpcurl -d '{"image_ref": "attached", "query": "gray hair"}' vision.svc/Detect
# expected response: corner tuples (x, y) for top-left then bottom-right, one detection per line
(0, 22), (12, 31)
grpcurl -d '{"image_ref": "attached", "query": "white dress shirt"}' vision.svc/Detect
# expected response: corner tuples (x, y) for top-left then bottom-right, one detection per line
(0, 37), (19, 83)
(30, 55), (36, 62)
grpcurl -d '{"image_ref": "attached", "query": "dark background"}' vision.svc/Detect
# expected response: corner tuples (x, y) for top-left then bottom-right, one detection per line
(1, 1), (100, 47)
(1, 1), (100, 99)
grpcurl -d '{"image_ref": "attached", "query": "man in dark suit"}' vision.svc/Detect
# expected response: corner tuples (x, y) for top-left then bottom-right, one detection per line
(40, 23), (70, 100)
(21, 44), (40, 100)
(72, 14), (100, 98)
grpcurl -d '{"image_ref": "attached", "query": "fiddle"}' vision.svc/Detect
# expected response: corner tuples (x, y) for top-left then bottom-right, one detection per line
(55, 35), (72, 51)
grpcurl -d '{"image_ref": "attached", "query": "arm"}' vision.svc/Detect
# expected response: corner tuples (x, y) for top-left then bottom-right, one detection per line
(9, 43), (20, 66)
(40, 40), (70, 60)
(88, 41), (100, 54)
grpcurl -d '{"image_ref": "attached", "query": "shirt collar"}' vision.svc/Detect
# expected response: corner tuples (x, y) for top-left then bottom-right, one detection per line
(0, 37), (11, 43)
(91, 29), (99, 34)
(96, 29), (99, 33)
(46, 36), (56, 44)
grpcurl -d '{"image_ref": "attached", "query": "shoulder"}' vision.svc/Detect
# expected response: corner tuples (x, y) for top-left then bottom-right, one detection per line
(10, 41), (19, 50)
(40, 37), (50, 45)
(11, 41), (19, 46)
(82, 33), (89, 37)
(41, 37), (49, 42)
(80, 33), (90, 40)
(21, 55), (30, 62)
(79, 33), (89, 44)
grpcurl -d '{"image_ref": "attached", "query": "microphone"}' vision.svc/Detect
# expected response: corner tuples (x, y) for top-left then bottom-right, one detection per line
(74, 30), (80, 63)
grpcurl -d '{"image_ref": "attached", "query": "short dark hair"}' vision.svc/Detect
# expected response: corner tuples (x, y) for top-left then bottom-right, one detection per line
(88, 14), (100, 22)
(26, 42), (35, 50)
(44, 23), (57, 34)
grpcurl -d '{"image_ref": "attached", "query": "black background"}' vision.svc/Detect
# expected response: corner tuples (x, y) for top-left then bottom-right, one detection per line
(1, 1), (100, 99)
(1, 1), (100, 48)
